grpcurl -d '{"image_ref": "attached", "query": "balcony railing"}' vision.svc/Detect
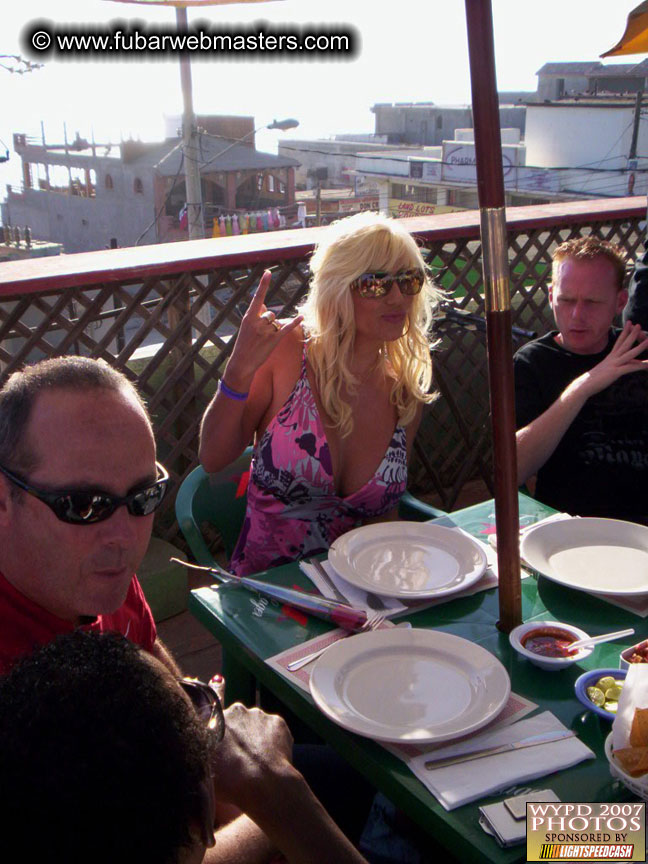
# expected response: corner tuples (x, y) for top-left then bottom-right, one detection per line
(0, 196), (645, 547)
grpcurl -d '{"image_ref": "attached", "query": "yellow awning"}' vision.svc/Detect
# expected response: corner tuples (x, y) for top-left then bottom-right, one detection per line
(602, 1), (648, 56)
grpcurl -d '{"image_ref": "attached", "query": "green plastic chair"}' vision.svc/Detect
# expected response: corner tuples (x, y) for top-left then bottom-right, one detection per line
(175, 447), (254, 566)
(175, 446), (447, 567)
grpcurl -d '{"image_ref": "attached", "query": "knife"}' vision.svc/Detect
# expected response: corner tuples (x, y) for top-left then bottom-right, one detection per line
(170, 557), (368, 632)
(424, 729), (576, 770)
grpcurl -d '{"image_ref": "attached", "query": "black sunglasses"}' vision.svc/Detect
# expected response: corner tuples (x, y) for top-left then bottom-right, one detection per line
(350, 268), (425, 299)
(178, 678), (225, 743)
(0, 461), (169, 525)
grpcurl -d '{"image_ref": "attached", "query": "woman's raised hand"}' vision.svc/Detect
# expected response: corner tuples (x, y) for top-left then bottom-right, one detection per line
(225, 270), (304, 389)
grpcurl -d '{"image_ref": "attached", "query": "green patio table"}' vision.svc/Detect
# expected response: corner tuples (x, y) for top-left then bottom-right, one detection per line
(189, 493), (646, 864)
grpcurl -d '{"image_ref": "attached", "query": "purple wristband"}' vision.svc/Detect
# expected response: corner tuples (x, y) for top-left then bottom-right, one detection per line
(219, 379), (248, 401)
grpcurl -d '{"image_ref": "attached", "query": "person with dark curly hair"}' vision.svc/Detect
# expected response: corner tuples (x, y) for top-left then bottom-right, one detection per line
(0, 630), (368, 864)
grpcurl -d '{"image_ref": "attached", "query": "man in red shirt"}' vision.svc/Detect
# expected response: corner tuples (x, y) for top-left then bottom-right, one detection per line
(0, 356), (369, 864)
(0, 355), (178, 674)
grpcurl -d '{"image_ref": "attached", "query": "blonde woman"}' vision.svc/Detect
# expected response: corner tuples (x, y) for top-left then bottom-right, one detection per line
(199, 212), (440, 575)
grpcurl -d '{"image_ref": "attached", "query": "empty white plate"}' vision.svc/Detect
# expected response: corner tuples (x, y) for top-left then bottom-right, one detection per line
(309, 628), (510, 743)
(520, 517), (648, 596)
(328, 522), (488, 599)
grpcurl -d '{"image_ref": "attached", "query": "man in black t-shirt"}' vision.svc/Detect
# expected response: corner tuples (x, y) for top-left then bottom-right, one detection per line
(514, 237), (648, 521)
(624, 244), (648, 331)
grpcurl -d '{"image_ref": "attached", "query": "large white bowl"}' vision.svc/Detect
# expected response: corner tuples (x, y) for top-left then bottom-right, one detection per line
(509, 620), (592, 671)
(520, 517), (648, 596)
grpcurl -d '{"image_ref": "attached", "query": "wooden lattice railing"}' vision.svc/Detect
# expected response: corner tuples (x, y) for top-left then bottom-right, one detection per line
(0, 197), (645, 544)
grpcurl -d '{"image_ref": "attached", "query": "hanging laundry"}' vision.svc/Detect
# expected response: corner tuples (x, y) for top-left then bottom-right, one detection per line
(179, 204), (188, 231)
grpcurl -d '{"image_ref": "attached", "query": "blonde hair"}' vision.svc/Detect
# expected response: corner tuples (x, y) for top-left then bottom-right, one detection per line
(298, 212), (441, 437)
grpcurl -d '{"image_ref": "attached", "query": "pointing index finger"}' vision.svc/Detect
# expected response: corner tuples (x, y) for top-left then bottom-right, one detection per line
(249, 270), (272, 313)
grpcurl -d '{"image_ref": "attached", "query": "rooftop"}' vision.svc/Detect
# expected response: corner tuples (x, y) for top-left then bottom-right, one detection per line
(128, 136), (300, 177)
(536, 62), (602, 76)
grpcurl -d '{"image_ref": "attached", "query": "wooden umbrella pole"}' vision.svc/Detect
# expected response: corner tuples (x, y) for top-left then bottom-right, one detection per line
(464, 0), (521, 631)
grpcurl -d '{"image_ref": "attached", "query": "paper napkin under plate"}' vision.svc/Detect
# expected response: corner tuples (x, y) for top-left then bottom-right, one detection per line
(299, 558), (407, 616)
(408, 710), (594, 811)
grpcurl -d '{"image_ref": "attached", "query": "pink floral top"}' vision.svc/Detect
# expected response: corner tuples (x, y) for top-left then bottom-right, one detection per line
(230, 349), (407, 575)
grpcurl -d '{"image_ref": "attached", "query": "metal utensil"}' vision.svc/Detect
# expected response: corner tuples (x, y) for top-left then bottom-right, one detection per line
(171, 558), (368, 631)
(307, 557), (386, 610)
(286, 613), (386, 671)
(568, 628), (635, 652)
(307, 557), (348, 604)
(365, 591), (387, 610)
(424, 729), (576, 770)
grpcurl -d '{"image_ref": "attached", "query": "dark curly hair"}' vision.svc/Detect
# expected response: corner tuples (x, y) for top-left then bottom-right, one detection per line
(0, 631), (214, 864)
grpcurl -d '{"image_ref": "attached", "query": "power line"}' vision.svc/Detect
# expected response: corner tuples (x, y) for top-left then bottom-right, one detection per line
(136, 152), (185, 246)
(278, 142), (648, 174)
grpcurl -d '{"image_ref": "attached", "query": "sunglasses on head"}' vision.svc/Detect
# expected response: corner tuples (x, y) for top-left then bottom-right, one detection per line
(178, 677), (225, 742)
(0, 461), (169, 525)
(350, 268), (425, 299)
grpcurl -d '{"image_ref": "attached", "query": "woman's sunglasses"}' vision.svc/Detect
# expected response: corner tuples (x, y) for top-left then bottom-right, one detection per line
(350, 268), (425, 299)
(0, 461), (169, 525)
(179, 677), (225, 743)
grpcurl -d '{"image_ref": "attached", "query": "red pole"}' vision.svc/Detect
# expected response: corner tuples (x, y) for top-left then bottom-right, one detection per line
(465, 0), (521, 631)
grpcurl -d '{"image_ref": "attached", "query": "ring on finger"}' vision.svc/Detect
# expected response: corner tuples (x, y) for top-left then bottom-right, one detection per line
(271, 320), (281, 331)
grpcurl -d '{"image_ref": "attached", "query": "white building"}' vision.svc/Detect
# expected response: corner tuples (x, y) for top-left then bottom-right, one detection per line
(354, 96), (648, 213)
(524, 99), (648, 198)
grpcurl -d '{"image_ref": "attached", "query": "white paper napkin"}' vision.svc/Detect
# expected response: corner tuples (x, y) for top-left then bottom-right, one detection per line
(613, 664), (648, 750)
(299, 558), (407, 617)
(408, 710), (594, 811)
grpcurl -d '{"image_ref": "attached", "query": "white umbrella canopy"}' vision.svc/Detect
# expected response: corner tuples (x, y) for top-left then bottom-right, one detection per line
(106, 0), (280, 6)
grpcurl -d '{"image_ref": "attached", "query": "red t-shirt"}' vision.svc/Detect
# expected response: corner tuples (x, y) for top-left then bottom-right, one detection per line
(0, 571), (157, 674)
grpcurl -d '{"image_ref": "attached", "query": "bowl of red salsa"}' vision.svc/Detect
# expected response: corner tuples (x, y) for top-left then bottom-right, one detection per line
(509, 621), (593, 671)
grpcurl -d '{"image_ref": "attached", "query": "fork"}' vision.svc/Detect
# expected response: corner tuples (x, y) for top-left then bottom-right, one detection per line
(286, 612), (386, 671)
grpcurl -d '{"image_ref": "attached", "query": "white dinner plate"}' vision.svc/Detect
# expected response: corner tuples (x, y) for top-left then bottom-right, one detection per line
(328, 522), (488, 599)
(309, 628), (510, 743)
(520, 517), (648, 596)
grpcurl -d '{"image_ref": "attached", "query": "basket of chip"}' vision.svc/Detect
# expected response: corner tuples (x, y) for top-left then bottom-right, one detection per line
(606, 666), (648, 800)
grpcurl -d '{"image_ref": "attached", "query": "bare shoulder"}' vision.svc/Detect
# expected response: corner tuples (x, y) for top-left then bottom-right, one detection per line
(404, 402), (424, 459)
(253, 321), (304, 414)
(405, 401), (424, 432)
(266, 321), (305, 374)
